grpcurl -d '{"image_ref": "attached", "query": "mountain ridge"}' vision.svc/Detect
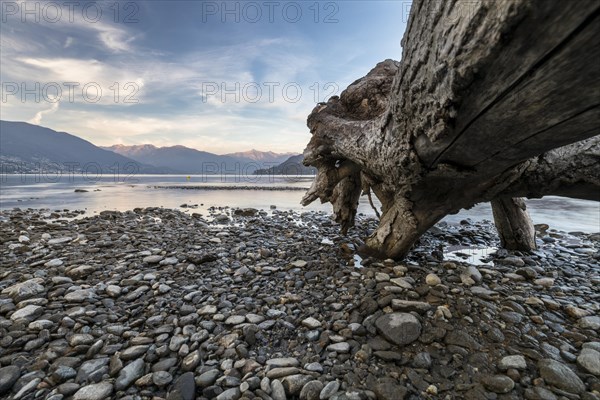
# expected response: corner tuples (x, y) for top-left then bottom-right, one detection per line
(0, 120), (305, 175)
(0, 120), (170, 174)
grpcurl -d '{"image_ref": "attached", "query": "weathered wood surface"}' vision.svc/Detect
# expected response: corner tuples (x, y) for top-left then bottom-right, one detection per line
(302, 0), (600, 259)
(491, 198), (537, 251)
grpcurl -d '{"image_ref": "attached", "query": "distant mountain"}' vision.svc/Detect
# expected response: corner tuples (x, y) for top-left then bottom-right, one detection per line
(104, 144), (237, 174)
(224, 149), (296, 165)
(104, 145), (297, 174)
(254, 154), (317, 176)
(0, 121), (167, 174)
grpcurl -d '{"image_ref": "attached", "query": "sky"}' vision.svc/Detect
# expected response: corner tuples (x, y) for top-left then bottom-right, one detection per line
(1, 0), (411, 153)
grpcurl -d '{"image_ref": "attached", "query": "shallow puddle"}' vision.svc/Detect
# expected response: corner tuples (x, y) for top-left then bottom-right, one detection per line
(444, 246), (497, 265)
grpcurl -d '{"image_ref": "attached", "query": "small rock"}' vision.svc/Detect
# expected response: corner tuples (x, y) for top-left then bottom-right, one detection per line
(2, 278), (45, 302)
(300, 380), (323, 400)
(11, 305), (43, 322)
(501, 256), (525, 267)
(168, 372), (196, 400)
(565, 305), (589, 318)
(271, 379), (286, 400)
(499, 355), (527, 370)
(69, 334), (95, 346)
(215, 387), (241, 400)
(320, 380), (340, 400)
(106, 285), (121, 297)
(390, 300), (432, 314)
(291, 260), (307, 267)
(375, 313), (422, 346)
(481, 375), (515, 394)
(326, 342), (350, 353)
(373, 377), (408, 400)
(64, 288), (96, 302)
(533, 278), (554, 288)
(302, 317), (322, 329)
(115, 358), (145, 391)
(538, 359), (585, 394)
(45, 258), (64, 267)
(577, 348), (600, 376)
(425, 274), (441, 286)
(196, 369), (220, 388)
(579, 316), (600, 331)
(143, 255), (164, 264)
(198, 305), (217, 315)
(73, 382), (113, 400)
(267, 358), (300, 368)
(0, 365), (20, 395)
(282, 375), (313, 396)
(413, 352), (432, 369)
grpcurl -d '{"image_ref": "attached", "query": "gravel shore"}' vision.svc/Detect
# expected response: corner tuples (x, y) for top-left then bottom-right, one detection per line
(0, 206), (599, 400)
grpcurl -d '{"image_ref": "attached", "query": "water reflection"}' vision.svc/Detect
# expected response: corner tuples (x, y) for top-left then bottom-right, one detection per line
(1, 174), (598, 233)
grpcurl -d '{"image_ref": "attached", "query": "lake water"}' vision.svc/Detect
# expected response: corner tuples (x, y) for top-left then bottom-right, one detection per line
(1, 174), (598, 233)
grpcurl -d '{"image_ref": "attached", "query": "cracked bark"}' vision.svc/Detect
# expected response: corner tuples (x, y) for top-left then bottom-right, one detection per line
(301, 0), (600, 259)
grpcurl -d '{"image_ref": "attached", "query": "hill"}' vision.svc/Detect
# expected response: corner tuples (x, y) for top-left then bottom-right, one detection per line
(254, 154), (317, 176)
(0, 121), (166, 174)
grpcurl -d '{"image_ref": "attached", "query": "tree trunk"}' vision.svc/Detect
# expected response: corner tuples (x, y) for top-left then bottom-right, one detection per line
(491, 198), (537, 251)
(302, 0), (600, 260)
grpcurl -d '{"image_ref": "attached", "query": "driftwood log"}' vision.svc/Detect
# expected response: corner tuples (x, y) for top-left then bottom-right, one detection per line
(301, 0), (600, 259)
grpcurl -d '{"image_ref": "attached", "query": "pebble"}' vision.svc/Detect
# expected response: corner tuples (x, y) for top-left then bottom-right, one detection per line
(167, 372), (196, 400)
(538, 359), (585, 394)
(499, 355), (527, 370)
(0, 365), (20, 395)
(425, 273), (441, 286)
(44, 258), (63, 267)
(2, 278), (45, 301)
(143, 255), (164, 264)
(10, 304), (43, 321)
(375, 313), (422, 346)
(302, 317), (322, 329)
(533, 277), (554, 288)
(267, 358), (300, 368)
(481, 375), (515, 393)
(326, 342), (350, 353)
(579, 316), (600, 330)
(115, 358), (145, 390)
(73, 382), (113, 400)
(300, 380), (323, 400)
(271, 379), (286, 400)
(320, 380), (340, 399)
(577, 347), (600, 376)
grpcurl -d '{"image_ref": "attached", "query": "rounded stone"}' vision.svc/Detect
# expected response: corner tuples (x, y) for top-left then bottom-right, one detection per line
(425, 274), (441, 286)
(481, 375), (515, 393)
(153, 371), (173, 387)
(577, 348), (600, 376)
(72, 382), (114, 400)
(538, 359), (585, 394)
(375, 313), (422, 346)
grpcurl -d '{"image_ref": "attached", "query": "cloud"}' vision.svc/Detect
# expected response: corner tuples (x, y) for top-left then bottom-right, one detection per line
(28, 97), (60, 125)
(64, 37), (74, 48)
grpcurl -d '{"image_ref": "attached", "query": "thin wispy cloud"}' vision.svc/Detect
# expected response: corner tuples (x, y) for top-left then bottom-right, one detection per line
(28, 97), (60, 125)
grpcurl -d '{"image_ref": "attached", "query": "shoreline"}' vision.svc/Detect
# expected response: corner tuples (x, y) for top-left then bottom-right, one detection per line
(152, 186), (310, 192)
(0, 207), (599, 399)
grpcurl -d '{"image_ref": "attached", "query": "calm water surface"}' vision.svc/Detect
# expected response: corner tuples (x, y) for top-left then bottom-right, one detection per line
(1, 174), (598, 233)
